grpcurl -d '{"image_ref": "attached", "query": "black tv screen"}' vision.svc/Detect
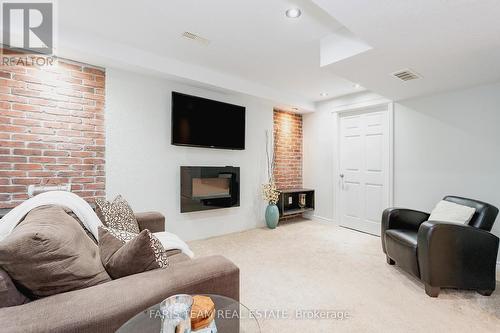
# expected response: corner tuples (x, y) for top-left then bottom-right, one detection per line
(171, 92), (246, 150)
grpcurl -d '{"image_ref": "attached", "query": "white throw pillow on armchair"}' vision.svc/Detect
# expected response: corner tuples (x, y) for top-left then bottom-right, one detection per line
(429, 200), (476, 224)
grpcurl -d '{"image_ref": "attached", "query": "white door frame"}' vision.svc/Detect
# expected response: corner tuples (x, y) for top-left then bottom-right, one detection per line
(331, 100), (394, 234)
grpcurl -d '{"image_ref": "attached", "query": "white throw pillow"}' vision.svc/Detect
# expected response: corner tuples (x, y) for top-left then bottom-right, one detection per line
(429, 200), (476, 224)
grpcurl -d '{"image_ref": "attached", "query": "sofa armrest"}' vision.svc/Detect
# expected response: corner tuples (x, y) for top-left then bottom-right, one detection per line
(135, 212), (165, 233)
(417, 221), (499, 289)
(381, 208), (430, 252)
(0, 255), (239, 333)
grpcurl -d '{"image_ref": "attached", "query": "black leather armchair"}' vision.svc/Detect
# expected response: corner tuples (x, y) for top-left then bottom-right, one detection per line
(381, 196), (499, 297)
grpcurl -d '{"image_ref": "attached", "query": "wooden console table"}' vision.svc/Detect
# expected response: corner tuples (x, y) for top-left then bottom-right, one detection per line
(277, 188), (315, 217)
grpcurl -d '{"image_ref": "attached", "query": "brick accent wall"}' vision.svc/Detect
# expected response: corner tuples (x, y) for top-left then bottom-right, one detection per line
(273, 109), (302, 190)
(0, 56), (105, 208)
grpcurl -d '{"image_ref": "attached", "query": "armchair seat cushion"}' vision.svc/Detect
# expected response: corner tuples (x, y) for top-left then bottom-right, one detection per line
(385, 229), (420, 277)
(386, 229), (418, 247)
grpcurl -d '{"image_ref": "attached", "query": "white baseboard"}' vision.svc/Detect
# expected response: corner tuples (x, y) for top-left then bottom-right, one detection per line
(303, 213), (336, 225)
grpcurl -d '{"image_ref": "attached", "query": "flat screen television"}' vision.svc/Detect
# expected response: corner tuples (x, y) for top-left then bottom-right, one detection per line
(171, 92), (246, 150)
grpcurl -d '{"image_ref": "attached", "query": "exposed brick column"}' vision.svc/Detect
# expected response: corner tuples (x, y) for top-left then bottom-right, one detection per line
(273, 109), (302, 190)
(0, 56), (105, 208)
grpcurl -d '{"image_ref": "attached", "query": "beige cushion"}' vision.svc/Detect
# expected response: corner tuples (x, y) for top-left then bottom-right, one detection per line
(429, 200), (476, 224)
(98, 226), (169, 279)
(0, 205), (111, 298)
(95, 195), (140, 233)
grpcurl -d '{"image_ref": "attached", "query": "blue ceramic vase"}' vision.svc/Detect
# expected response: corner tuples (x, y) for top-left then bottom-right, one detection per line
(265, 204), (279, 229)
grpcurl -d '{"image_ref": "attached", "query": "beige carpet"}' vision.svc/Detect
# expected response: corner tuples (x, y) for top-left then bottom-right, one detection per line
(189, 219), (500, 333)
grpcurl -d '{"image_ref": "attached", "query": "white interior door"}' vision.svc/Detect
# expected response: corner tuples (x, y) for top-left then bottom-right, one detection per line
(338, 106), (391, 236)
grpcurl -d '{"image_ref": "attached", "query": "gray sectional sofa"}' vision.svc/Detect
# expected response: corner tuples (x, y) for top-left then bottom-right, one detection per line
(0, 211), (240, 332)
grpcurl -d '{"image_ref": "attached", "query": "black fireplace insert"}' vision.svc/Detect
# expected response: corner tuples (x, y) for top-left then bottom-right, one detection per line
(180, 166), (240, 213)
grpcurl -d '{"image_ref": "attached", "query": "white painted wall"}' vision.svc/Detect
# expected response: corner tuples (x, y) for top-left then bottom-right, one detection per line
(304, 82), (500, 257)
(394, 82), (500, 252)
(105, 68), (272, 241)
(303, 92), (386, 222)
(302, 103), (335, 221)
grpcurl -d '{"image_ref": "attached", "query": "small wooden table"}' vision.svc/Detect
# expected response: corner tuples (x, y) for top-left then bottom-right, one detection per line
(277, 188), (315, 218)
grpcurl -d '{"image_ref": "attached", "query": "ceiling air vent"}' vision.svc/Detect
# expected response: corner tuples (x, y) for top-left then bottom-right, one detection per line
(181, 31), (210, 45)
(391, 69), (421, 82)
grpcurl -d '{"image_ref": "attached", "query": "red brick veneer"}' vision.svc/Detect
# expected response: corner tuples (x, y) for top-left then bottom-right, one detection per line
(273, 109), (302, 190)
(0, 56), (105, 208)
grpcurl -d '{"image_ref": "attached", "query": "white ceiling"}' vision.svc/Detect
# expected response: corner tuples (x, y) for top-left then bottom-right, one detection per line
(56, 0), (500, 110)
(312, 0), (500, 101)
(57, 0), (363, 111)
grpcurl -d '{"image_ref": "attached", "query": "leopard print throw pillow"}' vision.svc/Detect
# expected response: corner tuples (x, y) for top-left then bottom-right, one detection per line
(95, 195), (140, 234)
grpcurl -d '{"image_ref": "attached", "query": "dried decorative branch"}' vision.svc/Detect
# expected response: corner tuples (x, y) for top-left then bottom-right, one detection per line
(263, 130), (280, 204)
(265, 130), (275, 183)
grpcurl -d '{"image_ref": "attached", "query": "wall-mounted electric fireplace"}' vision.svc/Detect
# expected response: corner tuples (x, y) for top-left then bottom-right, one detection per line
(180, 166), (240, 213)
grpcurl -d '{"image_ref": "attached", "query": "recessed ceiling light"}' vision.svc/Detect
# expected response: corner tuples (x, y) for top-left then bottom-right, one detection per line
(285, 8), (302, 18)
(320, 92), (329, 97)
(353, 83), (362, 89)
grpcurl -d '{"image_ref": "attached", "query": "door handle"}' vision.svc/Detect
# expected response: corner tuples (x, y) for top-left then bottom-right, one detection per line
(340, 174), (345, 190)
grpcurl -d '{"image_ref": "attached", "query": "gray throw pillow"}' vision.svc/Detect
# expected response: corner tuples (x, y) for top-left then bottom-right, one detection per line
(95, 195), (140, 233)
(0, 268), (30, 308)
(0, 205), (111, 298)
(98, 226), (169, 279)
